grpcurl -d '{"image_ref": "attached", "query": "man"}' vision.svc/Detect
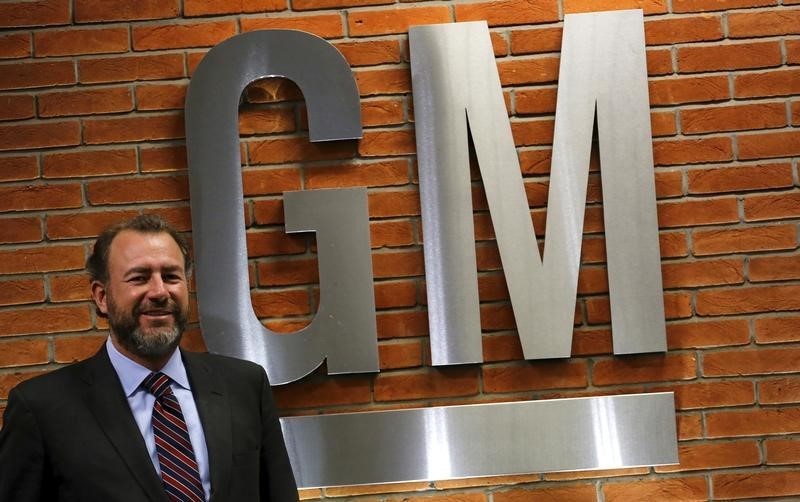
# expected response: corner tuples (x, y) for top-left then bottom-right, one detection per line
(0, 214), (298, 501)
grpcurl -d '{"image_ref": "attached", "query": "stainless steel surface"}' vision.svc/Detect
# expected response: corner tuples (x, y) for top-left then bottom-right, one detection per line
(184, 30), (366, 384)
(410, 13), (665, 363)
(282, 392), (678, 488)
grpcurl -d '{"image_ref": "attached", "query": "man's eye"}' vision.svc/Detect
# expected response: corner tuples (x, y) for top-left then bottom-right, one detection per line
(129, 276), (146, 283)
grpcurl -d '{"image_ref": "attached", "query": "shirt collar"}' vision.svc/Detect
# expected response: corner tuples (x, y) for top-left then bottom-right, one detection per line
(106, 337), (191, 397)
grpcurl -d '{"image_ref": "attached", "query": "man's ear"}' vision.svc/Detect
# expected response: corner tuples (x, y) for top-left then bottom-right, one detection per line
(91, 281), (109, 316)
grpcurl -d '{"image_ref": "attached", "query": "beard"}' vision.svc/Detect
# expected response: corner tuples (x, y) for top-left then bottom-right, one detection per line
(107, 296), (187, 360)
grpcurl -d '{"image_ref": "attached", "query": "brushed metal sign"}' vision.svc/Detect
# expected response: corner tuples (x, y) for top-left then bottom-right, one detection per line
(184, 10), (678, 488)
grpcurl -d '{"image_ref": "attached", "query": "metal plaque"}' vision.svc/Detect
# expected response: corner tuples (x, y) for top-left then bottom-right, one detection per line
(282, 392), (678, 487)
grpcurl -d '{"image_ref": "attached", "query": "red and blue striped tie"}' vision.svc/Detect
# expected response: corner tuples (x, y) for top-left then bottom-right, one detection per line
(142, 372), (205, 502)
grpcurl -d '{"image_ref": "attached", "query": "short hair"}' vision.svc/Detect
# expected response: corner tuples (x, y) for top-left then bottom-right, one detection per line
(87, 214), (192, 284)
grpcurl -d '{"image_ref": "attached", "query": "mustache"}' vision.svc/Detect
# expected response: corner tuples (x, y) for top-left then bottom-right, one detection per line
(133, 300), (181, 318)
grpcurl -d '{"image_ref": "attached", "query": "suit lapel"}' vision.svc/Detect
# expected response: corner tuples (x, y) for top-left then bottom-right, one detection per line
(82, 348), (168, 502)
(183, 351), (233, 502)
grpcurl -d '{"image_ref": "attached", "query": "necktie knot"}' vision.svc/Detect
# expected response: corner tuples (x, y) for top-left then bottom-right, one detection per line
(141, 372), (172, 399)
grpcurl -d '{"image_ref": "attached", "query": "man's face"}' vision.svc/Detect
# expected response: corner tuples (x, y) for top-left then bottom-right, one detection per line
(92, 230), (190, 361)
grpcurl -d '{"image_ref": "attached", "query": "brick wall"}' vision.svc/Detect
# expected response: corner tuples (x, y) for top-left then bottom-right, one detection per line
(1, 0), (799, 500)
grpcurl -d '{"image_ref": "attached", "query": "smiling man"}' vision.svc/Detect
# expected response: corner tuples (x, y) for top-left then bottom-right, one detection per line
(0, 214), (298, 502)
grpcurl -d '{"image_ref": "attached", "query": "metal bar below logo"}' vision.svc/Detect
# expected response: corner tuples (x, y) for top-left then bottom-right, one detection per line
(281, 392), (678, 488)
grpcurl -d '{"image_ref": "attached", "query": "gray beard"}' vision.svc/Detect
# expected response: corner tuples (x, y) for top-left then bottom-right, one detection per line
(107, 297), (186, 360)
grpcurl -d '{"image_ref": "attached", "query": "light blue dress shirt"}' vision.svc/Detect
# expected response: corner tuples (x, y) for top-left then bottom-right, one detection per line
(106, 338), (211, 500)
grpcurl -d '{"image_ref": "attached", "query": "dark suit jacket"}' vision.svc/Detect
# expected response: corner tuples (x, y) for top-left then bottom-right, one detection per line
(0, 347), (299, 502)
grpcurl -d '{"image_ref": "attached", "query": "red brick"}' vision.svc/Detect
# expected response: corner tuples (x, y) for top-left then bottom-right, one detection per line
(794, 100), (800, 125)
(657, 198), (738, 228)
(739, 130), (800, 160)
(355, 68), (411, 97)
(0, 121), (81, 152)
(257, 259), (317, 287)
(604, 476), (707, 501)
(0, 216), (41, 243)
(0, 94), (34, 121)
(498, 57), (560, 86)
(756, 316), (800, 343)
(361, 99), (404, 127)
(692, 224), (796, 256)
(678, 413), (703, 440)
(335, 40), (401, 67)
(456, 0), (559, 25)
(647, 49), (674, 76)
(239, 107), (295, 136)
(678, 41), (781, 73)
(0, 338), (49, 368)
(251, 288), (310, 317)
(697, 284), (800, 315)
(371, 220), (415, 248)
(0, 0), (69, 28)
(645, 15), (722, 45)
(593, 353), (697, 386)
(0, 183), (81, 212)
(0, 61), (75, 90)
(660, 232), (690, 258)
(242, 167), (301, 196)
(515, 87), (557, 115)
(368, 191), (420, 218)
(544, 468), (647, 482)
(483, 360), (587, 393)
(349, 6), (449, 36)
(375, 280), (416, 308)
(0, 278), (45, 306)
(728, 8), (800, 37)
(79, 54), (184, 84)
(141, 145), (187, 173)
(379, 340), (422, 370)
(0, 33), (31, 59)
(652, 137), (732, 166)
(376, 311), (428, 340)
(0, 156), (37, 182)
(49, 274), (92, 302)
(512, 119), (555, 147)
(359, 130), (415, 157)
(35, 27), (128, 57)
(661, 380), (754, 410)
(46, 210), (138, 240)
(734, 68), (800, 98)
(760, 376), (800, 405)
(666, 319), (749, 349)
(714, 470), (800, 499)
(705, 347), (800, 377)
(372, 250), (424, 278)
(766, 438), (800, 465)
(374, 367), (479, 401)
(307, 160), (407, 191)
(273, 376), (371, 409)
(688, 162), (792, 194)
(133, 21), (236, 51)
(52, 334), (104, 363)
(682, 102), (786, 134)
(75, 0), (178, 22)
(0, 305), (91, 336)
(42, 148), (136, 179)
(87, 176), (188, 204)
(494, 484), (595, 502)
(39, 87), (133, 118)
(661, 258), (744, 289)
(84, 114), (184, 144)
(510, 27), (562, 55)
(673, 0), (775, 12)
(135, 83), (187, 111)
(751, 254), (800, 282)
(651, 111), (677, 137)
(0, 156), (39, 181)
(790, 39), (800, 63)
(649, 75), (729, 105)
(185, 0), (285, 15)
(658, 441), (760, 473)
(248, 137), (355, 165)
(241, 14), (343, 39)
(294, 0), (390, 8)
(246, 230), (305, 258)
(655, 170), (683, 198)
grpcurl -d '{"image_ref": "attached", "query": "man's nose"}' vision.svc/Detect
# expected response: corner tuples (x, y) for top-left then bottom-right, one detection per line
(146, 276), (168, 300)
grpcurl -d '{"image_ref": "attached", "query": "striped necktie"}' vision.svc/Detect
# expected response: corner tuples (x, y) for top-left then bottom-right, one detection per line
(141, 372), (205, 502)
